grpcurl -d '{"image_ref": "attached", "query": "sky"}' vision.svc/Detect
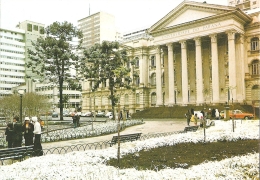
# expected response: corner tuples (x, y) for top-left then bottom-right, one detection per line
(0, 0), (228, 34)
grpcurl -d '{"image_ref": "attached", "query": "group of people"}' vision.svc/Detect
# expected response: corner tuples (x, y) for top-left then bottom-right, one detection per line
(185, 108), (220, 127)
(72, 111), (80, 128)
(5, 116), (43, 156)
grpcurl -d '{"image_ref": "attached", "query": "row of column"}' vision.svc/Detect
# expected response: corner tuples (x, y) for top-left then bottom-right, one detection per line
(155, 31), (238, 106)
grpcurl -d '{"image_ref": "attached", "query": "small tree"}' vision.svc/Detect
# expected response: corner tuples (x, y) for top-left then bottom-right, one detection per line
(26, 21), (83, 120)
(80, 41), (131, 119)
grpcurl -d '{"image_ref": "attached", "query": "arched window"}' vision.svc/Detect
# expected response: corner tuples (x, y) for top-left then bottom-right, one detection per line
(150, 56), (155, 67)
(150, 73), (156, 86)
(135, 57), (139, 68)
(251, 37), (259, 51)
(136, 93), (140, 104)
(151, 92), (156, 106)
(124, 94), (129, 105)
(252, 60), (259, 75)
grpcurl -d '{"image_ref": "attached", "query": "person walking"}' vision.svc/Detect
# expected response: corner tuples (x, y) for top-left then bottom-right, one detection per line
(22, 117), (34, 146)
(194, 113), (198, 126)
(12, 116), (23, 148)
(5, 123), (14, 148)
(32, 117), (43, 156)
(185, 110), (192, 126)
(215, 109), (220, 120)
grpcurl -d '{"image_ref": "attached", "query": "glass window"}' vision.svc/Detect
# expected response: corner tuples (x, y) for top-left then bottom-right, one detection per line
(33, 25), (38, 31)
(252, 60), (259, 75)
(251, 37), (259, 51)
(136, 93), (140, 104)
(151, 73), (156, 85)
(151, 92), (156, 106)
(151, 56), (155, 67)
(39, 26), (44, 34)
(135, 57), (139, 67)
(27, 23), (32, 32)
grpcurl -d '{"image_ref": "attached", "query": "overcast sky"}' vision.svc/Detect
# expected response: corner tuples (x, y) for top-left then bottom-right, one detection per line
(0, 0), (228, 33)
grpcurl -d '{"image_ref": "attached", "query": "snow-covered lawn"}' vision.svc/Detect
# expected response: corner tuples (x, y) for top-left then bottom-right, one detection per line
(0, 120), (259, 180)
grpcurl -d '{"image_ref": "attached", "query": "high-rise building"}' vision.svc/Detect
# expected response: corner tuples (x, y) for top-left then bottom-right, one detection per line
(16, 20), (45, 92)
(228, 0), (259, 10)
(0, 27), (26, 96)
(78, 12), (117, 49)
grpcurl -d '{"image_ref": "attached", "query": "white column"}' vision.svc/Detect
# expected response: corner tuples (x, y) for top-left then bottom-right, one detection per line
(155, 46), (163, 106)
(227, 31), (237, 100)
(194, 37), (204, 104)
(166, 43), (175, 105)
(142, 54), (148, 86)
(180, 40), (188, 104)
(210, 34), (220, 103)
(237, 34), (245, 101)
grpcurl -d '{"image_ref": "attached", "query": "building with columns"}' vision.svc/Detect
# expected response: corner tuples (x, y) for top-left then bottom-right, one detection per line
(81, 1), (260, 114)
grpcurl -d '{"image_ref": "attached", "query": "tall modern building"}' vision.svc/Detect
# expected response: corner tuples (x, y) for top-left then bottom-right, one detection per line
(0, 27), (26, 96)
(16, 20), (45, 92)
(81, 1), (260, 114)
(228, 0), (259, 10)
(78, 11), (118, 49)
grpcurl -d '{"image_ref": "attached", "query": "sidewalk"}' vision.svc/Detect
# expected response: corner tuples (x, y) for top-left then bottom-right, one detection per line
(42, 120), (187, 149)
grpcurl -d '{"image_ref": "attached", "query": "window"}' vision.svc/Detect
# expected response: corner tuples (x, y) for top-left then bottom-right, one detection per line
(136, 93), (140, 104)
(39, 26), (44, 34)
(251, 37), (259, 51)
(33, 25), (38, 31)
(135, 57), (139, 68)
(252, 60), (259, 75)
(27, 23), (32, 32)
(151, 73), (156, 85)
(135, 77), (140, 86)
(151, 92), (156, 106)
(151, 56), (155, 67)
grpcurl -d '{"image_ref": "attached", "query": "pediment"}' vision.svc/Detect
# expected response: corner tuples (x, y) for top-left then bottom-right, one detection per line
(148, 1), (237, 34)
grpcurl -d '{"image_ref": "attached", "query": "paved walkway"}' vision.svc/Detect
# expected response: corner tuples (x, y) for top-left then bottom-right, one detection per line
(42, 120), (187, 149)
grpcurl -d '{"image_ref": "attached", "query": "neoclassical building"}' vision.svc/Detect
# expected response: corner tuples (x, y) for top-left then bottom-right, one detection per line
(81, 1), (260, 114)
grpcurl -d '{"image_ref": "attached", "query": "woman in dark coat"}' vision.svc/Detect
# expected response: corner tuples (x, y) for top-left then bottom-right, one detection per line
(22, 117), (34, 146)
(5, 123), (14, 148)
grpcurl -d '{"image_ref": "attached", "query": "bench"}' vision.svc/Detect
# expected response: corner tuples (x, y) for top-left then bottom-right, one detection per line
(110, 133), (142, 147)
(0, 145), (34, 165)
(184, 126), (199, 132)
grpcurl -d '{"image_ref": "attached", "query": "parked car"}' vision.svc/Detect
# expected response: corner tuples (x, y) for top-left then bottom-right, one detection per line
(82, 112), (93, 117)
(52, 112), (58, 118)
(220, 110), (254, 119)
(230, 109), (254, 119)
(105, 112), (113, 118)
(63, 111), (70, 117)
(96, 112), (105, 117)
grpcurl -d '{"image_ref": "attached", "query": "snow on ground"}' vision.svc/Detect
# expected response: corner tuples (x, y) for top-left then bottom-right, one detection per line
(0, 120), (259, 180)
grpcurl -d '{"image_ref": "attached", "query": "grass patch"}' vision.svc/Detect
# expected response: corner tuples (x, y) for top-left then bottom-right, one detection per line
(107, 139), (259, 171)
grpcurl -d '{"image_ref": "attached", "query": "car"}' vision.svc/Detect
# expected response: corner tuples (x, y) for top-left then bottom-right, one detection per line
(82, 112), (93, 117)
(96, 112), (105, 117)
(63, 111), (70, 117)
(52, 112), (58, 118)
(230, 109), (254, 119)
(105, 112), (113, 118)
(220, 110), (254, 119)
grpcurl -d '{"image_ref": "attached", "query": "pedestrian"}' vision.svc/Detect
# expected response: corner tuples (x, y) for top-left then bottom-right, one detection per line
(12, 116), (23, 148)
(72, 111), (78, 128)
(194, 113), (198, 126)
(32, 116), (43, 156)
(22, 117), (34, 146)
(215, 109), (220, 120)
(185, 110), (192, 126)
(5, 123), (14, 148)
(211, 108), (216, 119)
(76, 112), (80, 127)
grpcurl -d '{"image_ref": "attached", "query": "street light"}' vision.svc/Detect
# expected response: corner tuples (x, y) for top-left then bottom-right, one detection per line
(18, 89), (25, 122)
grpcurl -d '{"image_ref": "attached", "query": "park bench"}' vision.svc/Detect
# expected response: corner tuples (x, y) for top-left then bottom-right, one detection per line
(0, 145), (34, 165)
(110, 133), (142, 147)
(184, 126), (199, 132)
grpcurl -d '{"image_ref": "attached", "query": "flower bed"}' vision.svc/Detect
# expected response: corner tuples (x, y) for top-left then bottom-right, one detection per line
(0, 120), (258, 179)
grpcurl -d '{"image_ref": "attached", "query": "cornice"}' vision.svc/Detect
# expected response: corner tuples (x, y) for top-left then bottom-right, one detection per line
(148, 1), (236, 34)
(149, 11), (250, 37)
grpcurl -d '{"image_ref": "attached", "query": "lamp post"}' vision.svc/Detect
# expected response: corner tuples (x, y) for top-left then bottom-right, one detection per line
(18, 89), (24, 122)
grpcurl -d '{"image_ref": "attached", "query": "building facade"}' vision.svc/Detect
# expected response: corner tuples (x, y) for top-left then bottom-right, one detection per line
(78, 12), (118, 50)
(228, 0), (259, 10)
(82, 1), (260, 114)
(0, 28), (26, 97)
